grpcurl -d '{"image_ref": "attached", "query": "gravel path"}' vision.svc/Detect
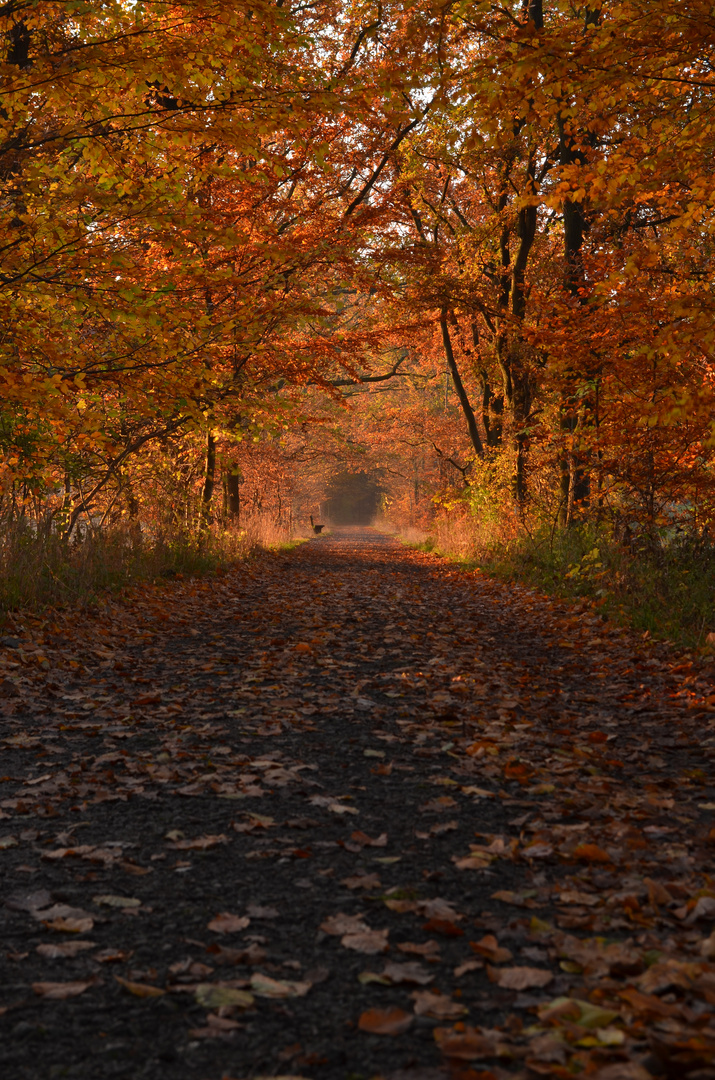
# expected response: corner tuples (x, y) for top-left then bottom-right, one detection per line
(1, 528), (714, 1080)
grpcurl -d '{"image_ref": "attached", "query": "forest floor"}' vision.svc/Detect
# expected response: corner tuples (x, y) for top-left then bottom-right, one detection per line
(1, 527), (715, 1080)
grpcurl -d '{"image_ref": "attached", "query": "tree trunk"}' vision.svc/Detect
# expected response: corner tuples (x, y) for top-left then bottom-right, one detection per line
(439, 309), (484, 458)
(226, 464), (240, 521)
(200, 432), (216, 530)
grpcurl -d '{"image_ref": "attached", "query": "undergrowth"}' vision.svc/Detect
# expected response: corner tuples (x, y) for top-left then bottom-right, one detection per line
(0, 519), (299, 614)
(393, 517), (715, 652)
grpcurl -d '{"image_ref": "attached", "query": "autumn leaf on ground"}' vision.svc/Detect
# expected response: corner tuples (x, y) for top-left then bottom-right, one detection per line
(357, 1007), (412, 1035)
(350, 830), (387, 848)
(341, 873), (381, 890)
(36, 940), (96, 958)
(319, 913), (368, 936)
(33, 980), (98, 999)
(470, 935), (513, 963)
(487, 964), (554, 990)
(341, 928), (389, 954)
(93, 894), (141, 909)
(381, 961), (434, 986)
(433, 1025), (500, 1060)
(43, 916), (94, 934)
(189, 1012), (243, 1038)
(115, 975), (166, 998)
(194, 983), (254, 1009)
(208, 912), (251, 933)
(250, 973), (311, 998)
(397, 940), (441, 961)
(412, 990), (468, 1019)
(571, 842), (611, 863)
(454, 959), (483, 977)
(168, 834), (229, 850)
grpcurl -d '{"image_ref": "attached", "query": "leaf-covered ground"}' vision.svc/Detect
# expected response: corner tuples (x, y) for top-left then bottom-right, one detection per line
(1, 528), (714, 1080)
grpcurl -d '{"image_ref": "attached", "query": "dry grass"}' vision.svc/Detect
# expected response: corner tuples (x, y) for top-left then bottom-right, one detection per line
(0, 514), (299, 614)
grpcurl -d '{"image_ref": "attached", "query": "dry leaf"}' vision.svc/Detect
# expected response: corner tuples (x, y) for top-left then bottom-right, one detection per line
(341, 928), (389, 954)
(470, 934), (513, 964)
(32, 980), (96, 999)
(43, 916), (94, 934)
(412, 990), (468, 1019)
(93, 894), (141, 909)
(454, 959), (484, 977)
(250, 973), (311, 998)
(382, 961), (434, 986)
(433, 1026), (498, 1060)
(194, 983), (255, 1009)
(168, 833), (228, 850)
(341, 873), (382, 890)
(208, 912), (251, 933)
(36, 940), (96, 959)
(320, 912), (368, 935)
(350, 830), (388, 848)
(115, 975), (166, 997)
(488, 964), (554, 990)
(358, 1006), (412, 1035)
(397, 940), (441, 961)
(572, 842), (611, 863)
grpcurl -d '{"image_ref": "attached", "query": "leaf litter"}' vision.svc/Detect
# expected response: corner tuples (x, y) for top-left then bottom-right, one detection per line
(0, 527), (715, 1077)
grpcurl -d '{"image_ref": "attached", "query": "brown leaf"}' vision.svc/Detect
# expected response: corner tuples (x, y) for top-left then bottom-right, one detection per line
(412, 990), (468, 1019)
(341, 928), (389, 954)
(208, 912), (251, 934)
(43, 916), (94, 934)
(36, 940), (96, 959)
(488, 964), (553, 990)
(341, 873), (382, 890)
(358, 1006), (412, 1035)
(320, 912), (368, 936)
(250, 973), (311, 998)
(571, 842), (611, 863)
(397, 940), (441, 961)
(115, 975), (165, 997)
(382, 961), (434, 986)
(33, 979), (96, 999)
(350, 830), (388, 848)
(168, 833), (228, 850)
(470, 934), (513, 964)
(433, 1026), (498, 1060)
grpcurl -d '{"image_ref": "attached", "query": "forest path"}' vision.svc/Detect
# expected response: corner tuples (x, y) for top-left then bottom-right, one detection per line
(1, 528), (714, 1080)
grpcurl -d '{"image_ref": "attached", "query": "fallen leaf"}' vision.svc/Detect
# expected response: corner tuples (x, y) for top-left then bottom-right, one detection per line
(92, 894), (142, 909)
(245, 904), (279, 919)
(571, 842), (611, 863)
(454, 959), (483, 976)
(470, 935), (513, 963)
(0, 834), (18, 849)
(341, 928), (389, 954)
(36, 941), (96, 958)
(488, 965), (554, 990)
(115, 975), (165, 997)
(32, 980), (96, 999)
(433, 1026), (498, 1060)
(208, 912), (251, 933)
(397, 940), (441, 961)
(341, 873), (382, 890)
(358, 1006), (412, 1035)
(412, 990), (468, 1019)
(382, 961), (434, 986)
(320, 913), (368, 935)
(168, 834), (228, 850)
(350, 830), (388, 848)
(44, 916), (94, 934)
(189, 1012), (243, 1038)
(250, 973), (311, 998)
(194, 983), (255, 1009)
